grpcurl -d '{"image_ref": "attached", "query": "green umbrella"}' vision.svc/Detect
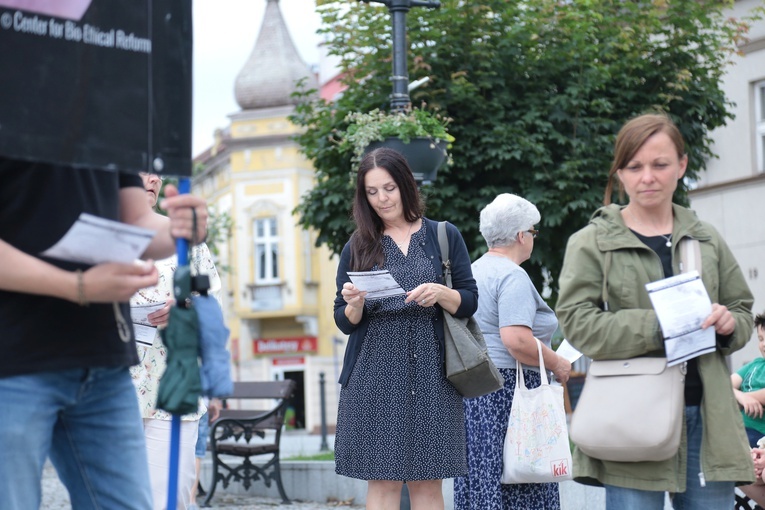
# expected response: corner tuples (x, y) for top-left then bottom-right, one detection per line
(157, 265), (202, 416)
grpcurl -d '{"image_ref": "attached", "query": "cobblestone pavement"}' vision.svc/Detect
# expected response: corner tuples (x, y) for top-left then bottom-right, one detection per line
(41, 462), (362, 510)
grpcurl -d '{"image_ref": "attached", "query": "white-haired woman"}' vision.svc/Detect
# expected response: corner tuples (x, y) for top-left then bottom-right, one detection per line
(454, 193), (571, 510)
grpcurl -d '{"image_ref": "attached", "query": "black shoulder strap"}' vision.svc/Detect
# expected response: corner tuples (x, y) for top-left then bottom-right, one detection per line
(437, 221), (453, 289)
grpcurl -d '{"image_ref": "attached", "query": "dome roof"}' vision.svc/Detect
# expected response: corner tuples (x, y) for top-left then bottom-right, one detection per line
(234, 0), (319, 110)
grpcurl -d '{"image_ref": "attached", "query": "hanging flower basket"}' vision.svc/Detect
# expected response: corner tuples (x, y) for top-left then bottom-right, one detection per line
(363, 137), (447, 185)
(339, 106), (454, 184)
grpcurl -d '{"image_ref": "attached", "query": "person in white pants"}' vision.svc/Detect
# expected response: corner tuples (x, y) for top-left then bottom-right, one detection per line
(130, 171), (222, 509)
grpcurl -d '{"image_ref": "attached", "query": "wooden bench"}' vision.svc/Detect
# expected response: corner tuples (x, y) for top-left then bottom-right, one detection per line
(203, 380), (297, 507)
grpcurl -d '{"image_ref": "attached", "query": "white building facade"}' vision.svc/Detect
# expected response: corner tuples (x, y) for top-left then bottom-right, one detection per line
(689, 0), (765, 369)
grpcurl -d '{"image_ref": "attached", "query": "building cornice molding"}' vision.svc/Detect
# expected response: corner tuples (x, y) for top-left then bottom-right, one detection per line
(230, 106), (296, 121)
(689, 173), (765, 197)
(740, 35), (765, 55)
(226, 134), (299, 150)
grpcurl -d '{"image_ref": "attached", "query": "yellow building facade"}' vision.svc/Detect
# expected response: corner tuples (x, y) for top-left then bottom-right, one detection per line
(192, 0), (340, 434)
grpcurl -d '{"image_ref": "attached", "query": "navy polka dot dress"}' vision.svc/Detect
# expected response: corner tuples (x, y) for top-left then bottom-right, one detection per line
(334, 223), (467, 481)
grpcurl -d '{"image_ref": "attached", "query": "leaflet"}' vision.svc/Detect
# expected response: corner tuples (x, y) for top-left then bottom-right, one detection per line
(133, 323), (157, 346)
(130, 301), (167, 327)
(645, 270), (715, 366)
(555, 339), (584, 364)
(347, 270), (406, 300)
(41, 213), (155, 265)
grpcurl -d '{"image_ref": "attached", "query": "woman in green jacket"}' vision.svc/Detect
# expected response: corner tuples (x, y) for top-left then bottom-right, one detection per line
(556, 113), (755, 509)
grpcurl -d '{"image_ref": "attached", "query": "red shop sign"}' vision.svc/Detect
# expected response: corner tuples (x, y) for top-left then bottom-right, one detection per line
(253, 336), (317, 355)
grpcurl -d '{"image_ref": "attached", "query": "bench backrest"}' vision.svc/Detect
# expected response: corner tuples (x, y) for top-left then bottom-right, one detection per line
(217, 380), (297, 428)
(228, 380), (296, 400)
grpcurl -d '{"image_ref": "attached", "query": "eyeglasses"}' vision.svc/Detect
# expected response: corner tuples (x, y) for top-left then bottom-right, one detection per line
(525, 229), (539, 239)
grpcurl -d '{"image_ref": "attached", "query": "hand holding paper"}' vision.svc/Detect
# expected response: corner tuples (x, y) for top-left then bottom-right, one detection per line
(701, 303), (736, 336)
(80, 261), (158, 303)
(347, 270), (405, 300)
(146, 299), (174, 328)
(130, 301), (169, 327)
(41, 213), (155, 265)
(341, 282), (367, 308)
(645, 270), (715, 366)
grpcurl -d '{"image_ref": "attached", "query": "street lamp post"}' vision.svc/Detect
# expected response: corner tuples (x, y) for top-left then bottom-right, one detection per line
(360, 0), (440, 112)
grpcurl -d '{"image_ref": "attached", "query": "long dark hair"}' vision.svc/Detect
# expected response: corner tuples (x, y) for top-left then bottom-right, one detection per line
(349, 148), (424, 271)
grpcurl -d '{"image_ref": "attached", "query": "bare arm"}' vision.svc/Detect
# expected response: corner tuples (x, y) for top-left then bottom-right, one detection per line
(500, 325), (571, 383)
(120, 184), (208, 260)
(746, 388), (765, 405)
(0, 238), (158, 303)
(732, 373), (765, 418)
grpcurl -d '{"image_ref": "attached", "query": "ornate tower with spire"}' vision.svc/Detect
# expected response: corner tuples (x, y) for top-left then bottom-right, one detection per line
(193, 0), (338, 435)
(234, 0), (318, 110)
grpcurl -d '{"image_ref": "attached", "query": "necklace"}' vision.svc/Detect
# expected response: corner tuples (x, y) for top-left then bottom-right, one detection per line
(626, 208), (673, 247)
(392, 221), (414, 248)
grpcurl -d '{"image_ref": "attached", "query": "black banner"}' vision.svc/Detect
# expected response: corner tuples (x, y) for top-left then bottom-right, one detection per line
(0, 0), (192, 176)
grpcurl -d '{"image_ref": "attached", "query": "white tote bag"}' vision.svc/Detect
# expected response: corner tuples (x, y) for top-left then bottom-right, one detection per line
(501, 338), (573, 484)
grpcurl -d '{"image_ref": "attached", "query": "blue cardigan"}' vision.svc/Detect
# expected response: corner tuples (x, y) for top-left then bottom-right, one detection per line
(333, 217), (478, 386)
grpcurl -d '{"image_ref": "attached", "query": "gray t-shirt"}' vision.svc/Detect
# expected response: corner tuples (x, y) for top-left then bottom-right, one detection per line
(471, 253), (558, 370)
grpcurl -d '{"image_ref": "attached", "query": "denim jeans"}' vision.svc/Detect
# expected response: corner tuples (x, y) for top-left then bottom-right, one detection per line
(746, 426), (765, 448)
(0, 367), (153, 510)
(195, 411), (209, 458)
(605, 405), (735, 510)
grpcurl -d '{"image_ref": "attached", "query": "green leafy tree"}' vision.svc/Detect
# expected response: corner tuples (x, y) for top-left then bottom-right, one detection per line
(291, 0), (759, 303)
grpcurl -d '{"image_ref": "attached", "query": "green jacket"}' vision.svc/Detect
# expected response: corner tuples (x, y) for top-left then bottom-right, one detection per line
(556, 204), (754, 492)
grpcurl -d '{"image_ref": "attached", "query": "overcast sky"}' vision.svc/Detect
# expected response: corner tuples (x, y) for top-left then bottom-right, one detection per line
(192, 0), (321, 156)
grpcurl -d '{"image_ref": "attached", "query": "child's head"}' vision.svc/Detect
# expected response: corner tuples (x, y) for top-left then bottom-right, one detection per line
(756, 313), (765, 358)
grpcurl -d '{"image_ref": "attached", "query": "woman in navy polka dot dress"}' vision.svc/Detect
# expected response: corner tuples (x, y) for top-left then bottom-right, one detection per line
(333, 148), (478, 509)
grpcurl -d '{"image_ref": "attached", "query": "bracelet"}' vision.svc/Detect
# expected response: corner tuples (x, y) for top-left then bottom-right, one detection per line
(76, 269), (89, 307)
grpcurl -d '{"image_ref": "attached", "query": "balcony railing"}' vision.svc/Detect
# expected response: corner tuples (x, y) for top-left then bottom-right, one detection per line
(246, 282), (283, 311)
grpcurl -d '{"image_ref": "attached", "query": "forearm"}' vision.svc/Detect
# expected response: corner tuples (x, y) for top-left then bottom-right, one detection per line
(502, 333), (539, 366)
(120, 186), (208, 260)
(516, 344), (561, 372)
(742, 388), (765, 406)
(119, 187), (174, 259)
(130, 211), (176, 260)
(562, 308), (663, 359)
(0, 239), (77, 302)
(344, 304), (363, 325)
(437, 285), (462, 315)
(501, 327), (556, 367)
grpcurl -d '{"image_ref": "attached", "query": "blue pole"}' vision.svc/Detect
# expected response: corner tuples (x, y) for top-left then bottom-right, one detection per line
(166, 415), (182, 510)
(166, 177), (191, 510)
(176, 178), (191, 265)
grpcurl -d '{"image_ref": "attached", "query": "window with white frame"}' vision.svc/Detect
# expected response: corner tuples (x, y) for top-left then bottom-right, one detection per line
(254, 217), (279, 283)
(756, 80), (765, 173)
